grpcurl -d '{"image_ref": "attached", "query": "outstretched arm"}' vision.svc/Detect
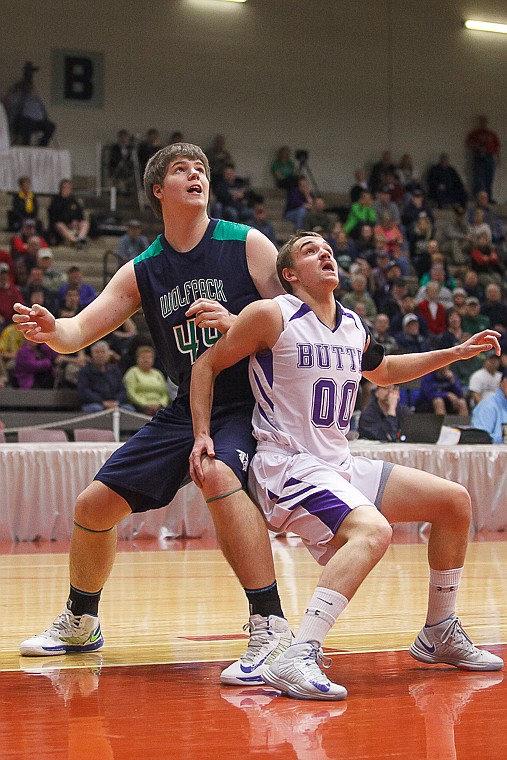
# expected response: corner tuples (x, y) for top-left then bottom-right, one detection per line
(12, 263), (141, 354)
(364, 329), (501, 386)
(189, 299), (283, 487)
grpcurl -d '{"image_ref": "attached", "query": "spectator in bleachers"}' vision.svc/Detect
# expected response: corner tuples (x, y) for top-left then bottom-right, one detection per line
(22, 267), (60, 316)
(77, 340), (133, 413)
(108, 129), (135, 196)
(283, 175), (314, 230)
(419, 255), (457, 293)
(37, 249), (64, 293)
(466, 115), (501, 201)
(11, 219), (48, 261)
(326, 222), (355, 261)
(407, 212), (433, 277)
(461, 296), (490, 335)
(0, 247), (15, 284)
(341, 272), (377, 323)
(372, 313), (398, 355)
(467, 190), (505, 246)
(48, 179), (90, 248)
(8, 176), (42, 233)
(349, 168), (369, 203)
(396, 153), (419, 195)
(13, 258), (28, 289)
(59, 286), (83, 318)
(468, 351), (502, 407)
(471, 368), (507, 443)
(58, 265), (97, 308)
(369, 150), (396, 194)
(0, 321), (24, 381)
(374, 212), (404, 255)
(138, 128), (163, 178)
(401, 188), (435, 232)
(0, 262), (24, 327)
(116, 220), (149, 265)
(13, 336), (58, 389)
(439, 308), (466, 349)
(123, 344), (169, 416)
(358, 383), (409, 441)
(463, 269), (485, 303)
(373, 186), (401, 225)
(247, 203), (277, 246)
(427, 153), (468, 209)
(212, 163), (255, 223)
(205, 133), (234, 192)
(104, 317), (138, 363)
(4, 62), (56, 147)
(415, 366), (468, 415)
(270, 146), (297, 190)
(416, 268), (454, 312)
(302, 196), (333, 235)
(375, 275), (408, 321)
(469, 231), (504, 288)
(395, 312), (431, 353)
(438, 204), (473, 267)
(481, 283), (507, 333)
(450, 287), (468, 318)
(343, 189), (376, 238)
(390, 294), (428, 337)
(348, 223), (375, 262)
(469, 208), (492, 245)
(416, 281), (447, 340)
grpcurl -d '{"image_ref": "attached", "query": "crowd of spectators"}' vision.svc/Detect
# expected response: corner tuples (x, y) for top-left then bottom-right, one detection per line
(1, 121), (507, 444)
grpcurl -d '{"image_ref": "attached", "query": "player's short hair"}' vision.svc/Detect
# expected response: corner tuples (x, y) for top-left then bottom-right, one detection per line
(276, 231), (322, 293)
(143, 143), (210, 219)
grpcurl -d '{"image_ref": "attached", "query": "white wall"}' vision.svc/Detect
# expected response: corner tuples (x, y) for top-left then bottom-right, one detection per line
(2, 0), (507, 197)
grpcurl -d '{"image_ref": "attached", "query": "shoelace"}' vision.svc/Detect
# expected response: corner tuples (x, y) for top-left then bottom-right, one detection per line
(299, 644), (332, 683)
(240, 619), (271, 663)
(441, 618), (475, 652)
(49, 610), (82, 636)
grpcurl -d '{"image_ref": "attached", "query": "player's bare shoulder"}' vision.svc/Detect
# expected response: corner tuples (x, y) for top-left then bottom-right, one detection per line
(245, 227), (283, 299)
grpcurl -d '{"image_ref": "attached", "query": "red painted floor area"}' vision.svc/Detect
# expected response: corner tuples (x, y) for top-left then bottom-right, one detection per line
(2, 649), (506, 759)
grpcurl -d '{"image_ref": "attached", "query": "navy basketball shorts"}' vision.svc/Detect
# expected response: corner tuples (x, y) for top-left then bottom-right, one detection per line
(95, 399), (256, 513)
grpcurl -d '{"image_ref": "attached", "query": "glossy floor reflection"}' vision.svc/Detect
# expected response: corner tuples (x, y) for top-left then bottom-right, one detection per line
(2, 649), (506, 760)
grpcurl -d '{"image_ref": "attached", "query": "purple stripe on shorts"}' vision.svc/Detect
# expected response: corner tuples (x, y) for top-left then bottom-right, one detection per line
(299, 489), (352, 534)
(284, 477), (302, 488)
(278, 485), (314, 504)
(252, 368), (274, 410)
(254, 351), (274, 388)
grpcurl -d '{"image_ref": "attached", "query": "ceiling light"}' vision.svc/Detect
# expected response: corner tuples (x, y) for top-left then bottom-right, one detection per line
(464, 19), (507, 34)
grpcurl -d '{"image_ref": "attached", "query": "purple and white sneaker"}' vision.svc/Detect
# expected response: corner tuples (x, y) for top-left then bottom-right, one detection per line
(262, 642), (347, 701)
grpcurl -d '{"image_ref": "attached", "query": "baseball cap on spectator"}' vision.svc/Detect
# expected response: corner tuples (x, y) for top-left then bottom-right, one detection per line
(387, 261), (401, 270)
(402, 313), (419, 328)
(127, 219), (141, 227)
(37, 248), (53, 259)
(466, 296), (480, 306)
(452, 287), (467, 298)
(412, 188), (424, 197)
(0, 262), (10, 273)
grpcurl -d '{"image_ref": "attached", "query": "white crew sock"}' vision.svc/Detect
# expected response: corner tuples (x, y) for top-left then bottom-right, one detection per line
(425, 567), (463, 626)
(294, 586), (349, 647)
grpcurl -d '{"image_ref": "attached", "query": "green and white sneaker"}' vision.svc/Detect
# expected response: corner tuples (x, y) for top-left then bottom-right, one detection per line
(262, 642), (347, 701)
(19, 606), (103, 657)
(409, 617), (504, 671)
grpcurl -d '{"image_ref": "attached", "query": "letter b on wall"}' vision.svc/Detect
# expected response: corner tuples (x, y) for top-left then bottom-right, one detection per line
(52, 49), (104, 108)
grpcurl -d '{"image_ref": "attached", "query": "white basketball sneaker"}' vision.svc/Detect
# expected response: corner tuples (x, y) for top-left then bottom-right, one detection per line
(19, 606), (104, 657)
(262, 642), (347, 701)
(409, 617), (504, 671)
(220, 614), (293, 686)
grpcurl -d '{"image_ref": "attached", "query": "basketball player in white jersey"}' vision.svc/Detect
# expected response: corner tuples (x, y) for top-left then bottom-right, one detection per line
(190, 231), (503, 701)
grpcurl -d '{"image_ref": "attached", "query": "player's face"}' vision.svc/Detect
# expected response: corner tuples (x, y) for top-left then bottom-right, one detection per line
(154, 157), (209, 211)
(288, 236), (339, 292)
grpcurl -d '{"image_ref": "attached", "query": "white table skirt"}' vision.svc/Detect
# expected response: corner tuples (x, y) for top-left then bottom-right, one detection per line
(1, 442), (507, 542)
(0, 146), (72, 194)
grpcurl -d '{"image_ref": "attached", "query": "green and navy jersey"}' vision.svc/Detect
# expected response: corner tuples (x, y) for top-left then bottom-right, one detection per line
(133, 218), (260, 406)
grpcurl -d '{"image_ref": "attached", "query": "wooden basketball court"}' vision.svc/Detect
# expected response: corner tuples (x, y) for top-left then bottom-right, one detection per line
(1, 530), (507, 758)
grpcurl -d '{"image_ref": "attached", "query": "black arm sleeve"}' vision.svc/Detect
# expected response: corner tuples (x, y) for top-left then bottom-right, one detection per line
(359, 320), (385, 371)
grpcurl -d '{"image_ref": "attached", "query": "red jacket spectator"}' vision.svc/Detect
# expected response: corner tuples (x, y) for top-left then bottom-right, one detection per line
(0, 263), (24, 325)
(416, 298), (447, 337)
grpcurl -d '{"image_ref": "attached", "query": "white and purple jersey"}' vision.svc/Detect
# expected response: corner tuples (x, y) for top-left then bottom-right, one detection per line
(249, 294), (382, 470)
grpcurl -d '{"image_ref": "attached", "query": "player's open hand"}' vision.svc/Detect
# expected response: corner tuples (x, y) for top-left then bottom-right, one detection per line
(456, 329), (502, 360)
(12, 303), (57, 343)
(189, 433), (215, 488)
(186, 298), (235, 334)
